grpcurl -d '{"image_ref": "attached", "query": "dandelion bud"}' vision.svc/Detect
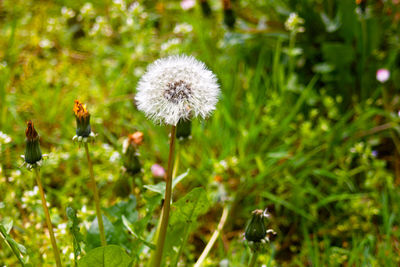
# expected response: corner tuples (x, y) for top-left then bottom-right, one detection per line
(24, 121), (42, 165)
(73, 100), (91, 137)
(223, 0), (235, 28)
(122, 133), (142, 175)
(245, 209), (266, 243)
(176, 119), (192, 140)
(245, 209), (276, 251)
(200, 0), (212, 16)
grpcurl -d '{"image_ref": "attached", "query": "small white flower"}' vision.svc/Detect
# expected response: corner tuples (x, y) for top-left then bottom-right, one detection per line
(285, 13), (305, 33)
(135, 55), (220, 125)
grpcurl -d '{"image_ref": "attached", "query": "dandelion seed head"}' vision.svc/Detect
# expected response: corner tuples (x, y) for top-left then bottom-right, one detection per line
(135, 55), (220, 125)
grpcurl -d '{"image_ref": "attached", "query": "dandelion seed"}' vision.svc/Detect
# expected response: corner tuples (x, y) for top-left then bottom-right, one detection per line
(135, 55), (220, 125)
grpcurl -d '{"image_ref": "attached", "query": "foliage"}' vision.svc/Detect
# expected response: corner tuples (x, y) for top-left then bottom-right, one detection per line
(1, 0), (400, 266)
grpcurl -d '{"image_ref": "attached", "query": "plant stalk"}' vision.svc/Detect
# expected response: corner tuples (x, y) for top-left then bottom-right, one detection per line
(34, 168), (62, 267)
(248, 251), (258, 267)
(194, 205), (230, 267)
(0, 225), (26, 266)
(153, 125), (176, 267)
(84, 143), (106, 247)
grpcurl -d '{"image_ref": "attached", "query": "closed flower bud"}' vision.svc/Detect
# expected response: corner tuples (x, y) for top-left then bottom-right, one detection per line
(176, 119), (192, 140)
(245, 209), (266, 243)
(223, 0), (235, 28)
(122, 133), (142, 175)
(245, 209), (276, 251)
(200, 0), (211, 17)
(24, 121), (42, 164)
(73, 100), (91, 137)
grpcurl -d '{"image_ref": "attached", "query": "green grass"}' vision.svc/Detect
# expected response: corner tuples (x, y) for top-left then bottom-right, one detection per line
(1, 0), (400, 266)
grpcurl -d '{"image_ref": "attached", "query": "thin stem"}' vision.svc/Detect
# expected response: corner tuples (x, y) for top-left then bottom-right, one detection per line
(153, 125), (176, 267)
(172, 221), (190, 267)
(248, 251), (258, 267)
(34, 168), (62, 267)
(0, 225), (26, 266)
(194, 205), (230, 267)
(84, 143), (106, 247)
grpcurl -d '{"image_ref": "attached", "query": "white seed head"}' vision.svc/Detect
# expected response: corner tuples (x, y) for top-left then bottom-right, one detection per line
(135, 55), (220, 125)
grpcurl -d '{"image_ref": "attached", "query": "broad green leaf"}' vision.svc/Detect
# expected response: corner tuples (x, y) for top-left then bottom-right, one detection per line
(169, 187), (209, 225)
(77, 245), (133, 267)
(164, 187), (210, 259)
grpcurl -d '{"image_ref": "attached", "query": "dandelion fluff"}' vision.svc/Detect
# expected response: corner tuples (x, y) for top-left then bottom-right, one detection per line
(135, 55), (220, 125)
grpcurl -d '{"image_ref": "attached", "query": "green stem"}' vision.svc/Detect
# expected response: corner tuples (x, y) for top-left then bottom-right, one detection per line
(34, 168), (62, 267)
(153, 125), (177, 267)
(0, 225), (26, 266)
(194, 205), (230, 267)
(84, 143), (106, 247)
(288, 31), (296, 76)
(248, 251), (258, 267)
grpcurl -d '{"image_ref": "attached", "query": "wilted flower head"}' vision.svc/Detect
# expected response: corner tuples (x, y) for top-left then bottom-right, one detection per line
(73, 100), (92, 138)
(128, 131), (144, 146)
(24, 121), (43, 167)
(376, 68), (390, 83)
(135, 55), (220, 125)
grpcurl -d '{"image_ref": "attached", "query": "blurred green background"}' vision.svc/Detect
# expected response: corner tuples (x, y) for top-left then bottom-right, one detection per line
(1, 0), (400, 266)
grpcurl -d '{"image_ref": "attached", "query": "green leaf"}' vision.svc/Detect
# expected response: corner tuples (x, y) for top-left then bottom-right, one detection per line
(87, 215), (115, 250)
(105, 195), (138, 223)
(144, 169), (190, 196)
(121, 215), (155, 250)
(0, 219), (30, 266)
(164, 187), (210, 258)
(77, 245), (133, 267)
(2, 217), (13, 234)
(169, 187), (209, 225)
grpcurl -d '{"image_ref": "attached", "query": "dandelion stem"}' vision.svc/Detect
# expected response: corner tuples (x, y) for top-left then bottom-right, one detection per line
(84, 143), (106, 247)
(34, 168), (62, 267)
(248, 251), (258, 267)
(194, 205), (230, 267)
(153, 125), (176, 267)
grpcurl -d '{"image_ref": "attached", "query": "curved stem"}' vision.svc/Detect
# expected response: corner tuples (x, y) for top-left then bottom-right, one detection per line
(194, 205), (230, 267)
(84, 143), (106, 247)
(34, 168), (62, 267)
(248, 251), (258, 267)
(153, 125), (176, 267)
